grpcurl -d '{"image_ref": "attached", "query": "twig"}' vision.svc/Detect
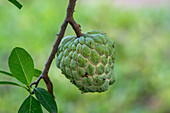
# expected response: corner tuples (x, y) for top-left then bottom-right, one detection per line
(30, 0), (83, 97)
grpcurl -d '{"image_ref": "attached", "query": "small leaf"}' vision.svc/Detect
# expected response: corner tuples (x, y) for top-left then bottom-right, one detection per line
(8, 0), (22, 9)
(34, 87), (58, 113)
(34, 69), (42, 77)
(0, 69), (41, 78)
(18, 95), (43, 113)
(0, 70), (13, 77)
(8, 47), (34, 86)
(0, 81), (27, 90)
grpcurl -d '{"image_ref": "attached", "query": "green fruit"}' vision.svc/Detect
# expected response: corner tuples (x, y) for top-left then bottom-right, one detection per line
(56, 31), (115, 93)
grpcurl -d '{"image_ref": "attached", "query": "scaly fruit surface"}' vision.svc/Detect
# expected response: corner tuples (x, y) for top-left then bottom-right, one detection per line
(56, 31), (115, 93)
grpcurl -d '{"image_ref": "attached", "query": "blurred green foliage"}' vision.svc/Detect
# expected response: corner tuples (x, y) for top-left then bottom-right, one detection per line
(0, 0), (170, 113)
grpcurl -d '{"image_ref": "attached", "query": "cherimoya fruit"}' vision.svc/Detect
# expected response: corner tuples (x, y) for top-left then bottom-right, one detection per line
(56, 31), (115, 93)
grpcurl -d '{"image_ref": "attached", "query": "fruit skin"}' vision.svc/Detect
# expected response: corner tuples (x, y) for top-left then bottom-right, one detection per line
(56, 31), (115, 93)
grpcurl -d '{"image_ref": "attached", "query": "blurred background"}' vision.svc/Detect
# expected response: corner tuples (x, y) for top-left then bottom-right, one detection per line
(0, 0), (170, 113)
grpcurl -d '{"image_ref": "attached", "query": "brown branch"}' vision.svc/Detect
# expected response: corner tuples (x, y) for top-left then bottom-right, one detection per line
(30, 0), (82, 97)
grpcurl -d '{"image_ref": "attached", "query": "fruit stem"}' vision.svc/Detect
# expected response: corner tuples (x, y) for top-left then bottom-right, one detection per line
(66, 0), (83, 37)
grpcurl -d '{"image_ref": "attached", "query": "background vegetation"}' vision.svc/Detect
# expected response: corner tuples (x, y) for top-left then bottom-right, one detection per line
(0, 0), (170, 113)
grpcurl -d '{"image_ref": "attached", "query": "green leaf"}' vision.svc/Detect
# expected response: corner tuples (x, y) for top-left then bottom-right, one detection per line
(0, 81), (27, 90)
(34, 69), (42, 78)
(8, 0), (22, 9)
(0, 69), (41, 78)
(0, 70), (13, 77)
(18, 95), (43, 113)
(34, 87), (58, 113)
(8, 47), (34, 86)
